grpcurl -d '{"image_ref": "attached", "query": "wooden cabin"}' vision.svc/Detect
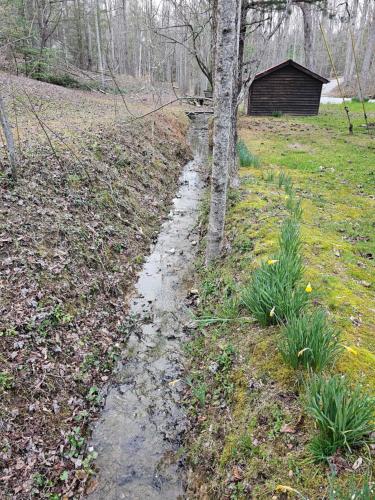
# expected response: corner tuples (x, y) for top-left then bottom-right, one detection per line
(248, 59), (329, 116)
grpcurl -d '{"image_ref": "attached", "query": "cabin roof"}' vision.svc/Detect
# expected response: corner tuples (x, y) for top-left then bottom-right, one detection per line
(253, 59), (329, 84)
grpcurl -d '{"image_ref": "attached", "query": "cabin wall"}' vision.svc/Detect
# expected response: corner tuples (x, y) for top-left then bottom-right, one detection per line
(248, 65), (323, 116)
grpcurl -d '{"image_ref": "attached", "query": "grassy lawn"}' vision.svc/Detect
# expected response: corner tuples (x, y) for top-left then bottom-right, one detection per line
(186, 103), (374, 499)
(239, 103), (375, 381)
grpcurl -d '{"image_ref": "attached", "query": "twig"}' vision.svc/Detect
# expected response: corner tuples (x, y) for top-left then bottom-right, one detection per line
(345, 3), (370, 133)
(319, 20), (354, 134)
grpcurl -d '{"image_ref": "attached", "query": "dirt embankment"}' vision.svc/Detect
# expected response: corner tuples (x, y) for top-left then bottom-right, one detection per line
(0, 74), (190, 498)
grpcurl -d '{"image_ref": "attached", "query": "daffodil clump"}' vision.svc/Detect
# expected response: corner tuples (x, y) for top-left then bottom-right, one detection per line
(242, 213), (308, 326)
(278, 310), (342, 372)
(236, 139), (260, 167)
(305, 374), (375, 460)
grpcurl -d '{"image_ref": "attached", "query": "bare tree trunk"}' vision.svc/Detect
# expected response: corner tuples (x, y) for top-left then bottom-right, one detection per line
(300, 2), (314, 69)
(361, 6), (375, 95)
(206, 0), (240, 264)
(95, 0), (105, 87)
(0, 94), (17, 182)
(349, 0), (369, 80)
(344, 0), (359, 84)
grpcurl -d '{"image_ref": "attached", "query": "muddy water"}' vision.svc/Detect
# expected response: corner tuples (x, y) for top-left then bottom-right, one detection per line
(89, 112), (211, 500)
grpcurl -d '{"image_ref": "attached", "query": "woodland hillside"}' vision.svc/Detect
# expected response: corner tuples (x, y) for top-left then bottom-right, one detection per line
(0, 74), (190, 497)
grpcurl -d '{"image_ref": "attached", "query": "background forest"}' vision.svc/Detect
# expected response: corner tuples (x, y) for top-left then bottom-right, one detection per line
(1, 0), (375, 98)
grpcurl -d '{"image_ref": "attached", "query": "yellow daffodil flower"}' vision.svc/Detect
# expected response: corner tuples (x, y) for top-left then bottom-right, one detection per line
(343, 345), (358, 355)
(276, 485), (302, 495)
(267, 259), (279, 265)
(305, 282), (312, 293)
(270, 306), (276, 317)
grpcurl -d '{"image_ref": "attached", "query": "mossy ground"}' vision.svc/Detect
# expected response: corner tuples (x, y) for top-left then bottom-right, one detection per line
(186, 103), (375, 499)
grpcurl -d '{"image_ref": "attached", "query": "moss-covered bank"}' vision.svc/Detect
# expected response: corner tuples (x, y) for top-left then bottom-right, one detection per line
(186, 103), (375, 499)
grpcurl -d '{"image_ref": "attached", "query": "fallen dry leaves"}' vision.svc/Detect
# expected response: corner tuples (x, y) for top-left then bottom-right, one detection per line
(0, 76), (190, 498)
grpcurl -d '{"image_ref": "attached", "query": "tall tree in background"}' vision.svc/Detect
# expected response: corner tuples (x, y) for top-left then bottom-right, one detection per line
(299, 2), (314, 69)
(206, 0), (241, 263)
(0, 94), (17, 182)
(343, 0), (359, 84)
(361, 5), (375, 95)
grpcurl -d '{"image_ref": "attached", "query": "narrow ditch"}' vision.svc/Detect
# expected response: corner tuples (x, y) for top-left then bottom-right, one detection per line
(89, 111), (211, 499)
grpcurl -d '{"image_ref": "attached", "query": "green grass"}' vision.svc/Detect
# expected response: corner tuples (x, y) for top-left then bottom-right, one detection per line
(279, 310), (342, 372)
(240, 103), (375, 361)
(305, 374), (375, 461)
(351, 96), (370, 103)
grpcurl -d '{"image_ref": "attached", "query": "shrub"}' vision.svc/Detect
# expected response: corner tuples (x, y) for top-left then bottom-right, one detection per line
(37, 73), (89, 90)
(237, 139), (260, 167)
(279, 310), (342, 371)
(272, 110), (283, 117)
(305, 374), (375, 460)
(352, 96), (369, 103)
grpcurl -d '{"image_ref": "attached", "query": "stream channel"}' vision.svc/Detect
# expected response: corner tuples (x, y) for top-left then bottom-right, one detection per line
(89, 111), (212, 499)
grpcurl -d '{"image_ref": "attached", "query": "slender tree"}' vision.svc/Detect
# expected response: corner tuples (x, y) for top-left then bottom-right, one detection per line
(0, 93), (17, 182)
(206, 0), (241, 263)
(299, 2), (314, 69)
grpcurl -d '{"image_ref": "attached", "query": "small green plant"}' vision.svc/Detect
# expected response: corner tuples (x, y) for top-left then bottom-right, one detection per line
(241, 261), (308, 325)
(286, 193), (303, 219)
(36, 305), (72, 337)
(305, 374), (375, 461)
(278, 171), (293, 194)
(237, 139), (260, 167)
(0, 371), (13, 391)
(233, 235), (254, 253)
(215, 344), (235, 372)
(279, 217), (301, 263)
(192, 381), (207, 407)
(268, 404), (285, 438)
(279, 310), (342, 371)
(329, 477), (374, 499)
(86, 385), (101, 405)
(272, 110), (283, 117)
(68, 426), (85, 457)
(263, 170), (275, 183)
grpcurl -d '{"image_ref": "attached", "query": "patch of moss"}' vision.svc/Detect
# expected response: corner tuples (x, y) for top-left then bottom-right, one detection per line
(186, 105), (375, 498)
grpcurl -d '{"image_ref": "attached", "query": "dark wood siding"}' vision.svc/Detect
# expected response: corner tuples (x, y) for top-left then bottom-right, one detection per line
(248, 65), (323, 116)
